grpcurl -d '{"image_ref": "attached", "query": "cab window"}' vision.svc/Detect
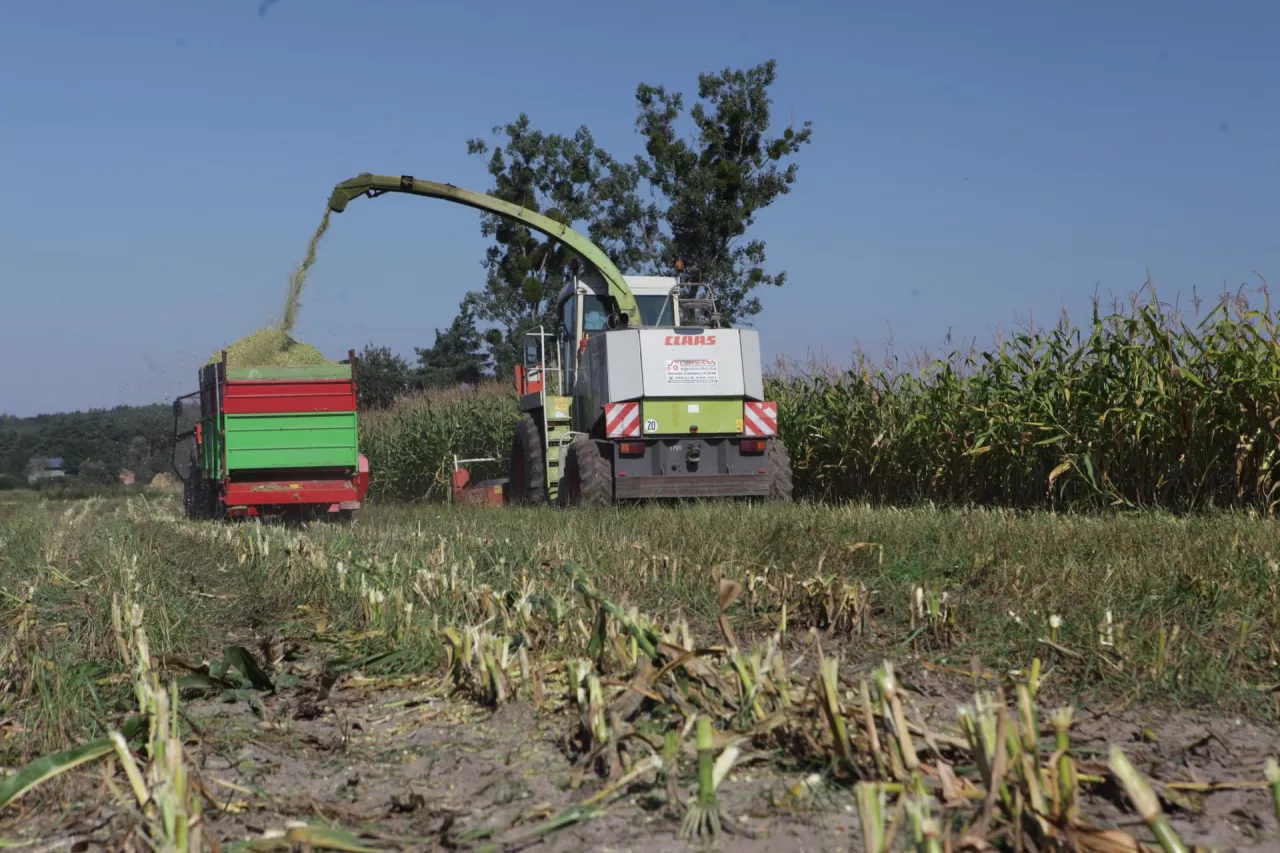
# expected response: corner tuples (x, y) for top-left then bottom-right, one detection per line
(560, 296), (575, 335)
(581, 295), (610, 331)
(635, 294), (675, 326)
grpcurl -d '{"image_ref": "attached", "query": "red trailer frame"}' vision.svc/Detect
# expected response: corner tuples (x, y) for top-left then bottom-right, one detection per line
(177, 349), (371, 520)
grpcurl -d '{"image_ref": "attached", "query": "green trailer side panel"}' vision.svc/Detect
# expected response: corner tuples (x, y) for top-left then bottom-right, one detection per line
(641, 399), (743, 436)
(201, 416), (223, 479)
(223, 413), (359, 470)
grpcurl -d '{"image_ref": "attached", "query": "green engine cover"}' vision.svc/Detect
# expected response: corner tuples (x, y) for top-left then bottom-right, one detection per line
(640, 399), (743, 436)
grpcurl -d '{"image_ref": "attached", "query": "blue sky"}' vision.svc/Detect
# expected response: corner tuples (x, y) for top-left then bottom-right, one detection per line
(2, 0), (1276, 416)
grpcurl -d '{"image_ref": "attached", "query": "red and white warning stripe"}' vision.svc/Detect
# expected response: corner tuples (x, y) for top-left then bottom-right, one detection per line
(743, 401), (778, 436)
(605, 402), (641, 438)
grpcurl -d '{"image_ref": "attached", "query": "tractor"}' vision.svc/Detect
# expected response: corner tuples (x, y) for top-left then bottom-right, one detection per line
(326, 173), (792, 506)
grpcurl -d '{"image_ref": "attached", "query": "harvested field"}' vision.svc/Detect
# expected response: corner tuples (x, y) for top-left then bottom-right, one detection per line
(3, 497), (1280, 850)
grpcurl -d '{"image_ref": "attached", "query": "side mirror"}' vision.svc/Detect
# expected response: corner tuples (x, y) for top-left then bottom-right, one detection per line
(524, 341), (540, 365)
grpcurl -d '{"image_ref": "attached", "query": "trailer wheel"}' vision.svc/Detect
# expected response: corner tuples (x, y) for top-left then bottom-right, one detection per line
(563, 436), (613, 507)
(510, 414), (547, 505)
(183, 449), (205, 520)
(193, 476), (213, 520)
(768, 439), (794, 503)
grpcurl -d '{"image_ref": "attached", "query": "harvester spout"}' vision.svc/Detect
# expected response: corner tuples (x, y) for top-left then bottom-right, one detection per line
(326, 176), (374, 213)
(326, 173), (639, 325)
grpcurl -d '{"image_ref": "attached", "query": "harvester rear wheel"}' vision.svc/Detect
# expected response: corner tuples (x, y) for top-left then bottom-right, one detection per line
(768, 439), (794, 502)
(510, 414), (547, 505)
(563, 436), (613, 507)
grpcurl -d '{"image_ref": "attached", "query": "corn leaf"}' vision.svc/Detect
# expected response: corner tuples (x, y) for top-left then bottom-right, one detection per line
(222, 645), (275, 691)
(227, 825), (384, 852)
(0, 716), (143, 810)
(0, 740), (116, 809)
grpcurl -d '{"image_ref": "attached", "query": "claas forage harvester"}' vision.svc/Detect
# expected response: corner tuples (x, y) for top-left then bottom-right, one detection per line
(327, 174), (793, 506)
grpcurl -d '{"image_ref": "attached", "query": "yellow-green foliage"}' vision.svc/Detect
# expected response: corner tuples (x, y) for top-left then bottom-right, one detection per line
(359, 382), (520, 502)
(208, 329), (330, 369)
(772, 284), (1280, 510)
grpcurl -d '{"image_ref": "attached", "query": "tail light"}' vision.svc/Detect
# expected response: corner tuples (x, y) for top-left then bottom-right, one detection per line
(740, 439), (766, 454)
(618, 441), (646, 456)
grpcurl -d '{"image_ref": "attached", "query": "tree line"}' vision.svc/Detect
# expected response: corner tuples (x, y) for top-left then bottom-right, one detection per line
(0, 406), (175, 489)
(355, 58), (813, 409)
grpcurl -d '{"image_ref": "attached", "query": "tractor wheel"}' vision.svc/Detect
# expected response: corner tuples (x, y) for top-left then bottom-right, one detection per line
(183, 474), (197, 519)
(183, 450), (204, 520)
(768, 439), (794, 503)
(509, 414), (547, 505)
(203, 478), (223, 521)
(562, 436), (613, 507)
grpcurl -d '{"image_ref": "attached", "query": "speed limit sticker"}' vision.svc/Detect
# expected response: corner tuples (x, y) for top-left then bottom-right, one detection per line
(644, 418), (658, 433)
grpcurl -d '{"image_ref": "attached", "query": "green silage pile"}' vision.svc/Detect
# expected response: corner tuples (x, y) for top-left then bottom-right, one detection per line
(207, 329), (330, 369)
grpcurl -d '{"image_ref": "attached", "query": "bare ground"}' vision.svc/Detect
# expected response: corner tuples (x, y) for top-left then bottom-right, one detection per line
(6, 653), (1280, 853)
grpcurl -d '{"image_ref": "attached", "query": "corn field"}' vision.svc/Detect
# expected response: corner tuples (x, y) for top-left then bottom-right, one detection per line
(773, 282), (1280, 510)
(363, 283), (1280, 511)
(359, 381), (519, 502)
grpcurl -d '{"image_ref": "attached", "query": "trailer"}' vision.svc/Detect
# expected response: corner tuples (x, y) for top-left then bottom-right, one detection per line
(173, 351), (369, 520)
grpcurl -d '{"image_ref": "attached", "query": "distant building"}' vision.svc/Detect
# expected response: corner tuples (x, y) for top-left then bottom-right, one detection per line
(26, 456), (66, 485)
(119, 470), (136, 486)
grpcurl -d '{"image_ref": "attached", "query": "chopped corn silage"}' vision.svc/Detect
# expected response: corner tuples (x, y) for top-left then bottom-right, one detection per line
(207, 329), (330, 369)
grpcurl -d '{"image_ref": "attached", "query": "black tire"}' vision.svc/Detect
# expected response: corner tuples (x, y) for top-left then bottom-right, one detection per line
(509, 414), (547, 505)
(768, 439), (794, 503)
(183, 449), (204, 520)
(562, 436), (613, 507)
(203, 477), (223, 521)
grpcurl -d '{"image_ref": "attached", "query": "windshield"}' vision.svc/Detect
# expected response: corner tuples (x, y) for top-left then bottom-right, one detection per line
(635, 294), (675, 326)
(581, 296), (610, 331)
(581, 293), (675, 330)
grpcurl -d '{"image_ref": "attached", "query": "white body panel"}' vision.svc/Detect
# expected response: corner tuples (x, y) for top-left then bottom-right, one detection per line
(582, 328), (765, 404)
(638, 329), (744, 398)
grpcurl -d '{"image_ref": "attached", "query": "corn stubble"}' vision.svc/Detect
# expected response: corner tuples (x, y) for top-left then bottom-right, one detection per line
(5, 493), (1280, 849)
(426, 561), (1228, 852)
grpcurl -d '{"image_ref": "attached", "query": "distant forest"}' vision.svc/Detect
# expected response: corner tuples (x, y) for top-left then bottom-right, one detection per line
(0, 405), (175, 488)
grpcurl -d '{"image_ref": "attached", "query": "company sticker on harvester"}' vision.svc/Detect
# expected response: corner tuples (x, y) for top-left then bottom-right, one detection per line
(666, 358), (718, 384)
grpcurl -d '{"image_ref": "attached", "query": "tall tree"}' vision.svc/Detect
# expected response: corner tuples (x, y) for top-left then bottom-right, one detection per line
(464, 114), (659, 368)
(462, 60), (810, 343)
(634, 59), (812, 325)
(415, 297), (493, 388)
(354, 344), (411, 410)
